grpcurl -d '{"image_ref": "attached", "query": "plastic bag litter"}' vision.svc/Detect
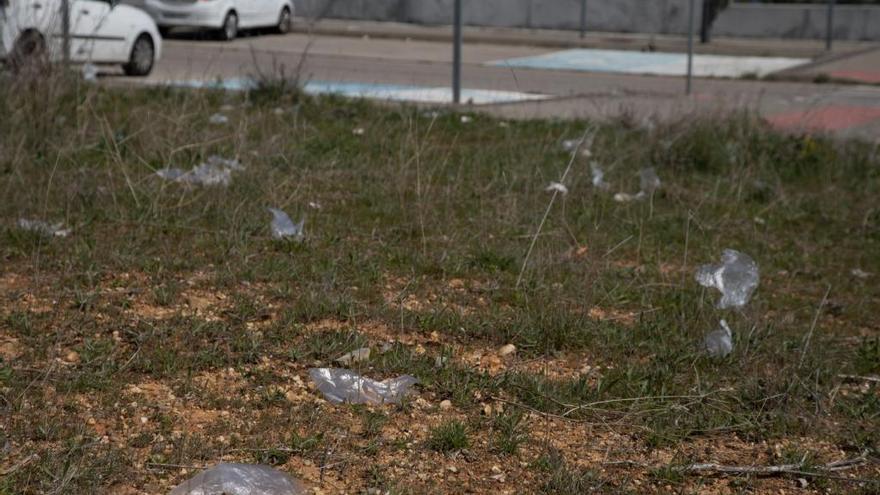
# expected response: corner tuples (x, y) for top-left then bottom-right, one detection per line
(209, 113), (229, 125)
(309, 368), (417, 405)
(704, 319), (733, 357)
(460, 115), (472, 124)
(851, 268), (871, 279)
(335, 347), (370, 366)
(639, 167), (661, 194)
(590, 162), (611, 191)
(268, 208), (304, 241)
(156, 156), (243, 187)
(545, 182), (568, 195)
(82, 63), (98, 82)
(169, 463), (307, 495)
(695, 249), (760, 309)
(17, 219), (71, 238)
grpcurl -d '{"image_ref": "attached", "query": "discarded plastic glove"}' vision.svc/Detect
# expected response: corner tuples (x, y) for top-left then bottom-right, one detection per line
(309, 368), (417, 405)
(17, 218), (71, 238)
(170, 463), (307, 495)
(704, 319), (733, 357)
(695, 249), (759, 309)
(268, 208), (304, 241)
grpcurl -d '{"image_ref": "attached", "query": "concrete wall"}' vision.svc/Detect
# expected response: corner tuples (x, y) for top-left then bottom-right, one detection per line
(714, 4), (880, 41)
(296, 0), (879, 41)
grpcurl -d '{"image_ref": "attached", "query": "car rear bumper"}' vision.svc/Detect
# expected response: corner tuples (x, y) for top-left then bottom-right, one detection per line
(134, 0), (227, 29)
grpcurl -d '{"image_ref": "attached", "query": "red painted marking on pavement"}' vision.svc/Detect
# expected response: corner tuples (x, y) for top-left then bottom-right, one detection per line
(766, 106), (880, 132)
(830, 70), (880, 84)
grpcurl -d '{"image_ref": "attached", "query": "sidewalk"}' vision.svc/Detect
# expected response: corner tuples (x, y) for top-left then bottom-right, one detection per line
(301, 18), (876, 60)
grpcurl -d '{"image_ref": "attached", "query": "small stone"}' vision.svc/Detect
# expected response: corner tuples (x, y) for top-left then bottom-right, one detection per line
(498, 344), (516, 357)
(139, 416), (148, 424)
(439, 400), (452, 410)
(64, 351), (80, 363)
(447, 466), (458, 473)
(491, 465), (502, 474)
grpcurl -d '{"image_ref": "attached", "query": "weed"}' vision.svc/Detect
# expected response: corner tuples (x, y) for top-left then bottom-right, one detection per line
(427, 420), (469, 453)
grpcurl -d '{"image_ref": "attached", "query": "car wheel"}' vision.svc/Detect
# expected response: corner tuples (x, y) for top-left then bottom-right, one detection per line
(219, 11), (238, 41)
(276, 7), (291, 34)
(122, 34), (155, 77)
(9, 30), (47, 73)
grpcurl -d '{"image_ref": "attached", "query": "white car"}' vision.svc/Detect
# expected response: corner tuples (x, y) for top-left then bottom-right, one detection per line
(124, 0), (294, 41)
(0, 0), (161, 75)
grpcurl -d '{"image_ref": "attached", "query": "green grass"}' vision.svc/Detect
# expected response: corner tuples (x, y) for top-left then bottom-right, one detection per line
(0, 69), (878, 494)
(427, 420), (469, 453)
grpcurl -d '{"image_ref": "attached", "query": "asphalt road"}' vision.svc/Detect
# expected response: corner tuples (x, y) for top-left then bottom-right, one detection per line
(122, 29), (880, 141)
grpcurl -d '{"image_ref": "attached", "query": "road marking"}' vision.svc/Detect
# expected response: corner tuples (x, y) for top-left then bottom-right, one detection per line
(488, 49), (808, 78)
(157, 78), (551, 104)
(766, 106), (880, 132)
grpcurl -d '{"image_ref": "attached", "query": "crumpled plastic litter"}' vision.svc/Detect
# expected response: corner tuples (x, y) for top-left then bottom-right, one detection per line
(268, 208), (304, 241)
(460, 115), (472, 124)
(352, 127), (365, 136)
(613, 192), (644, 203)
(169, 463), (307, 495)
(590, 162), (611, 191)
(17, 218), (71, 237)
(562, 138), (592, 158)
(156, 155), (243, 187)
(545, 182), (568, 195)
(704, 319), (733, 357)
(640, 167), (661, 194)
(335, 347), (370, 365)
(851, 268), (871, 279)
(209, 113), (229, 125)
(82, 63), (98, 82)
(613, 167), (661, 202)
(309, 368), (418, 405)
(695, 249), (760, 309)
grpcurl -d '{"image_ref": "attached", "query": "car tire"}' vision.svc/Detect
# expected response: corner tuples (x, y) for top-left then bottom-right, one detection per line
(218, 11), (238, 41)
(9, 30), (47, 73)
(276, 7), (291, 34)
(122, 34), (155, 77)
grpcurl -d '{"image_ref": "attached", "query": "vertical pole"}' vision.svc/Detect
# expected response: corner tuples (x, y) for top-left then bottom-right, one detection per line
(579, 0), (587, 39)
(825, 0), (835, 51)
(686, 0), (695, 95)
(61, 0), (71, 65)
(452, 0), (462, 104)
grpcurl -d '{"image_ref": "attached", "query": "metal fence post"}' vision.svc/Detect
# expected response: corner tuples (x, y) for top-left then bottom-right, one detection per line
(61, 0), (71, 65)
(825, 0), (836, 51)
(686, 0), (695, 95)
(579, 0), (587, 39)
(452, 0), (462, 104)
